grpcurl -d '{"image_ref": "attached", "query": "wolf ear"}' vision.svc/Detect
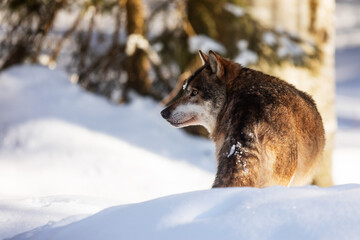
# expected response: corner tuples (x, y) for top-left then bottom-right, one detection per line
(198, 50), (209, 65)
(209, 50), (224, 78)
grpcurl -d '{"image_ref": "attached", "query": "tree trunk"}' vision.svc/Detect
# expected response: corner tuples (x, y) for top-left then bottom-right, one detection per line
(122, 0), (151, 101)
(249, 0), (336, 186)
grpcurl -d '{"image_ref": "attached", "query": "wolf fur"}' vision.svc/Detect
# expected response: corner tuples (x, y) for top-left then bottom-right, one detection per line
(161, 50), (325, 188)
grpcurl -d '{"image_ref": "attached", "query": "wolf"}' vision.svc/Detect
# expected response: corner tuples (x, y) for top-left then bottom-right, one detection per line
(161, 50), (325, 188)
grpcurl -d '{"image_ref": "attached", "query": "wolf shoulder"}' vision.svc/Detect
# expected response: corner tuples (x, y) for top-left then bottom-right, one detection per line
(231, 67), (319, 112)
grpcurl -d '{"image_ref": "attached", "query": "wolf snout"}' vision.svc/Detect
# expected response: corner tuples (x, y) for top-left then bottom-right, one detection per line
(161, 108), (171, 119)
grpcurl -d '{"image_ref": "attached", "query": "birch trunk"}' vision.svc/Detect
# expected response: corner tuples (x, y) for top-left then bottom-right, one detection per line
(249, 0), (336, 186)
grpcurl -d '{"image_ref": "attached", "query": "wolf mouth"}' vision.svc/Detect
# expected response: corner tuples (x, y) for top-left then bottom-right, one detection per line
(169, 116), (197, 127)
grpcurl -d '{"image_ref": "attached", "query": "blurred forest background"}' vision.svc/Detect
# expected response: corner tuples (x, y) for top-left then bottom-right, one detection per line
(0, 0), (335, 186)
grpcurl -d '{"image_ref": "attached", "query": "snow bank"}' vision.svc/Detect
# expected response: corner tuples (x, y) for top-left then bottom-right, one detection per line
(10, 185), (360, 240)
(0, 65), (214, 201)
(0, 195), (118, 240)
(0, 118), (212, 200)
(0, 65), (214, 239)
(333, 45), (360, 185)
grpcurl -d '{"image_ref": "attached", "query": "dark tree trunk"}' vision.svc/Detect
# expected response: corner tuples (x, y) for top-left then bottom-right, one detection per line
(122, 0), (151, 101)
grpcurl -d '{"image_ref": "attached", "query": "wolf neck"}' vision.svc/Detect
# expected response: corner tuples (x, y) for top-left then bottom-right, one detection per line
(208, 90), (231, 158)
(202, 118), (217, 136)
(207, 109), (223, 155)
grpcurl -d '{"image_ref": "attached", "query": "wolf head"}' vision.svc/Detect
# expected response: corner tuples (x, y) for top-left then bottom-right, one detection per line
(161, 50), (237, 134)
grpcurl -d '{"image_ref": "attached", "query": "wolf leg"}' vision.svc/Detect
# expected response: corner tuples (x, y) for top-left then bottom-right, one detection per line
(212, 135), (261, 188)
(212, 123), (298, 188)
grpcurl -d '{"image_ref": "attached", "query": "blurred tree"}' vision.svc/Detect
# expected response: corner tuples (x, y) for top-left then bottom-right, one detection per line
(0, 0), (66, 70)
(248, 0), (335, 187)
(123, 0), (151, 101)
(0, 0), (321, 102)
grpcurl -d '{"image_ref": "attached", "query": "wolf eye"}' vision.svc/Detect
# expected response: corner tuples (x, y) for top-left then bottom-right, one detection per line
(190, 89), (199, 96)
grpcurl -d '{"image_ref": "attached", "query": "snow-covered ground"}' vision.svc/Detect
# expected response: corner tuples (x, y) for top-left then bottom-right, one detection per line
(1, 1), (360, 239)
(10, 185), (360, 240)
(333, 0), (360, 185)
(0, 66), (216, 239)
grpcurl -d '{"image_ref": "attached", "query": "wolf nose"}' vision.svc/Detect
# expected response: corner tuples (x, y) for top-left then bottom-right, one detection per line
(161, 108), (171, 119)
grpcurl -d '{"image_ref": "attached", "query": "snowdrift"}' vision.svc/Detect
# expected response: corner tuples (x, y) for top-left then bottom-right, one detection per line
(0, 65), (215, 202)
(11, 185), (360, 240)
(0, 65), (215, 239)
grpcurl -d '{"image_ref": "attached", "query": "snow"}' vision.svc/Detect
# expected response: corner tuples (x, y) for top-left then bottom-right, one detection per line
(335, 0), (360, 49)
(223, 3), (244, 17)
(263, 31), (276, 46)
(125, 34), (161, 65)
(0, 195), (117, 240)
(188, 35), (226, 55)
(227, 145), (235, 158)
(235, 40), (258, 66)
(1, 1), (360, 239)
(0, 118), (211, 199)
(333, 39), (360, 185)
(0, 65), (215, 239)
(4, 62), (357, 239)
(9, 185), (360, 240)
(277, 36), (303, 58)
